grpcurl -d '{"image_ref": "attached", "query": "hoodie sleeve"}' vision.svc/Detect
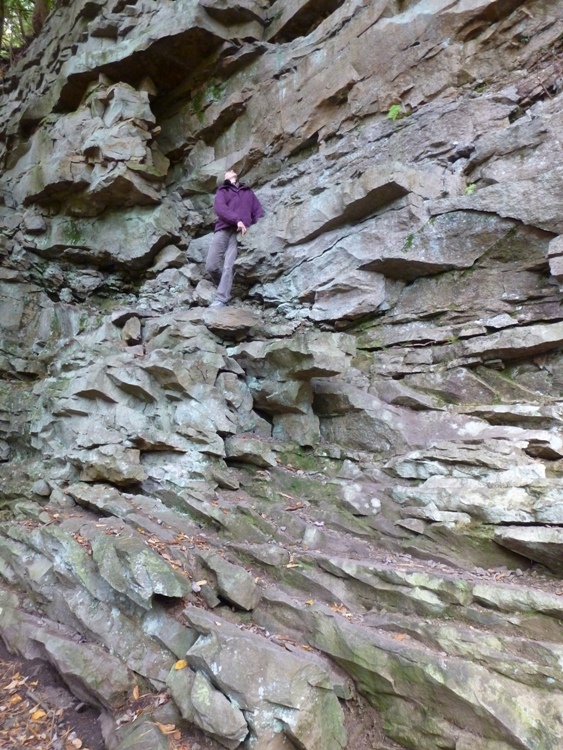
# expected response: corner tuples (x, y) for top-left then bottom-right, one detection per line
(251, 192), (265, 223)
(214, 188), (239, 226)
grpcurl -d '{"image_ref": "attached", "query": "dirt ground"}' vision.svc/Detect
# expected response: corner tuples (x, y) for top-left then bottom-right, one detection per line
(342, 693), (407, 750)
(0, 639), (230, 750)
(0, 639), (104, 750)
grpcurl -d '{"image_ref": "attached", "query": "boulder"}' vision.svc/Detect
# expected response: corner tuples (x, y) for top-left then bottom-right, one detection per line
(183, 607), (347, 750)
(167, 666), (248, 749)
(91, 533), (190, 608)
(338, 483), (381, 517)
(113, 719), (173, 750)
(272, 411), (320, 447)
(73, 445), (147, 485)
(203, 306), (261, 339)
(230, 333), (355, 381)
(33, 201), (183, 268)
(224, 436), (277, 467)
(494, 527), (563, 575)
(197, 550), (261, 611)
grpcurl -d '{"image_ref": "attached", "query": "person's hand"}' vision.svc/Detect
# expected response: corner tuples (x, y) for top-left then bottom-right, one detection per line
(237, 221), (247, 235)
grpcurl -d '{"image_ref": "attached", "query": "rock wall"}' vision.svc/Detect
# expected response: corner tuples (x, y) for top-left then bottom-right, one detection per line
(2, 1), (563, 748)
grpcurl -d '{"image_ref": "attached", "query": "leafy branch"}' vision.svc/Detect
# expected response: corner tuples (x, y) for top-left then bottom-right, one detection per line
(0, 0), (59, 62)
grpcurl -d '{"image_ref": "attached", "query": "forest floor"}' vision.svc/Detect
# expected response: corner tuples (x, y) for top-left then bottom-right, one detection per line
(0, 639), (103, 750)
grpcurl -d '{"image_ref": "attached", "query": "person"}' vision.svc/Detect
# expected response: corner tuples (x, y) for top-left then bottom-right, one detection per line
(205, 169), (264, 307)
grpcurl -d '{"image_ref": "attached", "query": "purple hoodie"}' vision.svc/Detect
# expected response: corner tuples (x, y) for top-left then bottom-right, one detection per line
(213, 181), (264, 232)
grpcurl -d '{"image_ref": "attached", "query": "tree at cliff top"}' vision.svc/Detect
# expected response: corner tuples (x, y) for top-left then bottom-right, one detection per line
(0, 0), (59, 60)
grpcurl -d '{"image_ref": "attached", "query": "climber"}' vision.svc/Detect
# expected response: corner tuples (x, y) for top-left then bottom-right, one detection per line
(205, 169), (264, 307)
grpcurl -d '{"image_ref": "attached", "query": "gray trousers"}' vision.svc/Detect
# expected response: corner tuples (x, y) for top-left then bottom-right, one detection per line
(205, 228), (238, 303)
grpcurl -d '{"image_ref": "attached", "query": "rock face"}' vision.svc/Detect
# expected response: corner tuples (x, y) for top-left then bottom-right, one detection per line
(2, 1), (563, 749)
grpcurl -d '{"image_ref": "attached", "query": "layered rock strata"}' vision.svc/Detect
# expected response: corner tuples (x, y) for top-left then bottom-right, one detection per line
(2, 0), (563, 749)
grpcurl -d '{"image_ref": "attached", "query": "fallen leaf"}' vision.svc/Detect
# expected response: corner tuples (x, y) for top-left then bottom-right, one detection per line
(132, 685), (140, 700)
(71, 740), (83, 749)
(31, 709), (47, 721)
(155, 722), (177, 735)
(305, 600), (314, 606)
(174, 660), (188, 670)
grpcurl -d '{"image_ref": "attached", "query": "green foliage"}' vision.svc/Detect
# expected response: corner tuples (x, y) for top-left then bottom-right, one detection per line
(402, 233), (414, 253)
(387, 104), (405, 121)
(0, 0), (58, 60)
(465, 183), (477, 195)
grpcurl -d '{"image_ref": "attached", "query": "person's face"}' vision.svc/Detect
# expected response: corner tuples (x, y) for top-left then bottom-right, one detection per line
(225, 170), (238, 184)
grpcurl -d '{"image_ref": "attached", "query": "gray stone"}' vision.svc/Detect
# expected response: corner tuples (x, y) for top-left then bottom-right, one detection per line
(272, 409), (320, 447)
(194, 280), (216, 305)
(197, 550), (260, 611)
(459, 321), (563, 363)
(121, 316), (142, 345)
(248, 378), (312, 415)
(73, 445), (147, 485)
(387, 441), (543, 482)
(494, 527), (563, 575)
(33, 201), (183, 268)
(0, 603), (131, 709)
(433, 165), (563, 235)
(224, 436), (277, 468)
(0, 439), (10, 461)
(4, 2), (563, 749)
(391, 476), (554, 525)
(278, 164), (438, 246)
(31, 479), (51, 496)
(114, 719), (172, 750)
(151, 244), (185, 273)
(338, 483), (381, 517)
(360, 211), (519, 281)
(184, 608), (347, 750)
(167, 666), (248, 749)
(230, 333), (355, 381)
(203, 306), (261, 338)
(91, 533), (190, 608)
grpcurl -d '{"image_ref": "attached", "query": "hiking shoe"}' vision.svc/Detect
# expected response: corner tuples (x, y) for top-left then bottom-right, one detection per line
(209, 300), (226, 307)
